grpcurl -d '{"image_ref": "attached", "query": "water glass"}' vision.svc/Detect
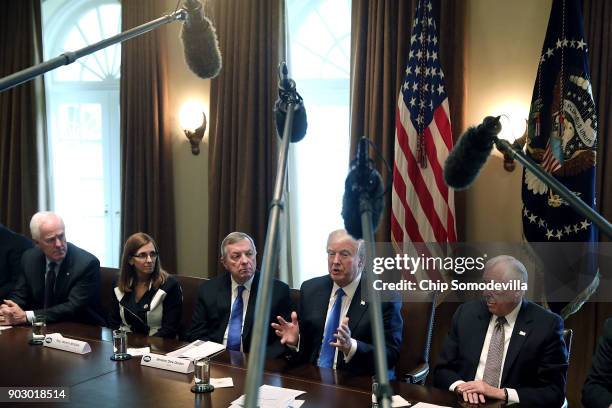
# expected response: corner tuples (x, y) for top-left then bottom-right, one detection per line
(110, 329), (131, 361)
(191, 358), (214, 393)
(30, 316), (46, 345)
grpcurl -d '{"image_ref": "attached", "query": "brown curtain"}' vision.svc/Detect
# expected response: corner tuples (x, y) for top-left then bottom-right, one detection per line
(0, 0), (43, 234)
(120, 0), (177, 273)
(350, 0), (467, 243)
(207, 0), (284, 276)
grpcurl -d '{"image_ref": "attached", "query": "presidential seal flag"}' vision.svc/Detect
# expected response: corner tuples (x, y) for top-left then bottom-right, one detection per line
(522, 0), (598, 318)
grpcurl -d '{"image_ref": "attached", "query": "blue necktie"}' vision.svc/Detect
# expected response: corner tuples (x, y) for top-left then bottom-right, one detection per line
(227, 285), (246, 351)
(318, 288), (345, 368)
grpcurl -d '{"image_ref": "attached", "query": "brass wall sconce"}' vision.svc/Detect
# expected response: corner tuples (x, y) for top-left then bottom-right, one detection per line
(184, 112), (207, 155)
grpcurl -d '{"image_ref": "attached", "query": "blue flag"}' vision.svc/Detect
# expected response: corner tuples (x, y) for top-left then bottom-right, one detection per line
(521, 0), (598, 318)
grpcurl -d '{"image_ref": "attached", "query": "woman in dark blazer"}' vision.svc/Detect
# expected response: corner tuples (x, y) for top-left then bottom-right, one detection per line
(109, 232), (182, 338)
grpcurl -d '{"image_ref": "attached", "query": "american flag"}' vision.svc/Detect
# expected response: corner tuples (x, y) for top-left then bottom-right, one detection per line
(391, 0), (456, 248)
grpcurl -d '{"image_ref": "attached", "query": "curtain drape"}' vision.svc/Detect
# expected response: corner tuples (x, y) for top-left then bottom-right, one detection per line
(207, 0), (284, 276)
(349, 0), (467, 242)
(120, 0), (177, 273)
(0, 0), (44, 234)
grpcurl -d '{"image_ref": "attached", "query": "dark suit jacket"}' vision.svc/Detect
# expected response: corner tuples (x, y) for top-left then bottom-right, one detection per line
(186, 272), (292, 358)
(433, 300), (568, 407)
(582, 317), (612, 408)
(9, 243), (106, 326)
(0, 224), (33, 300)
(294, 275), (403, 375)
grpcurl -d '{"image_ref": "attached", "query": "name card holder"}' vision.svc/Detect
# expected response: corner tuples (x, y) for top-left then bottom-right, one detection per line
(43, 333), (91, 354)
(141, 354), (194, 374)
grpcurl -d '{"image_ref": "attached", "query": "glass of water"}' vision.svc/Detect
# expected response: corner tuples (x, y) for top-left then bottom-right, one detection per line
(30, 315), (46, 345)
(110, 329), (131, 361)
(191, 358), (214, 393)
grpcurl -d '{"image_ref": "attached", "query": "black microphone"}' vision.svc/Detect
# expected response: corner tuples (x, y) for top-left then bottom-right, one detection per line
(274, 62), (307, 142)
(181, 0), (222, 79)
(443, 116), (502, 190)
(342, 137), (384, 239)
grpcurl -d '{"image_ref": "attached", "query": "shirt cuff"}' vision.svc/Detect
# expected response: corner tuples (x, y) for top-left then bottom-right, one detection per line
(26, 311), (35, 324)
(449, 380), (465, 393)
(343, 338), (358, 362)
(506, 388), (519, 404)
(287, 334), (300, 352)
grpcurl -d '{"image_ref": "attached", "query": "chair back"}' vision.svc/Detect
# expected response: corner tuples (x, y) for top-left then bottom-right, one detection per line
(175, 274), (206, 339)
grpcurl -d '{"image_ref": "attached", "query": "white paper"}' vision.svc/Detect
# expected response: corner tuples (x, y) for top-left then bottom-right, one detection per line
(166, 340), (225, 360)
(0, 326), (12, 331)
(127, 347), (150, 356)
(289, 400), (305, 408)
(210, 377), (234, 388)
(371, 394), (412, 407)
(43, 333), (91, 354)
(140, 354), (194, 373)
(411, 403), (452, 408)
(231, 384), (306, 408)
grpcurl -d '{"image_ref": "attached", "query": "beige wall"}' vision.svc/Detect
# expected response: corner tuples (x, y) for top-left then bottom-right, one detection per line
(464, 0), (552, 241)
(164, 0), (211, 277)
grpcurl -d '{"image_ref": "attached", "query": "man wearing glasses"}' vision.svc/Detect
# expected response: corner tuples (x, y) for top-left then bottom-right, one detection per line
(434, 255), (568, 407)
(186, 232), (292, 357)
(0, 211), (105, 326)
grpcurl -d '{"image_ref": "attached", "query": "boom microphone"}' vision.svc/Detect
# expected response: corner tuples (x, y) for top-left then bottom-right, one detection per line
(181, 0), (222, 79)
(342, 137), (384, 239)
(274, 62), (307, 142)
(443, 116), (502, 190)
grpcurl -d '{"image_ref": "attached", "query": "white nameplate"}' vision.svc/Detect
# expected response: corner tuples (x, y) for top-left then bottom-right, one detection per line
(141, 354), (194, 373)
(43, 333), (91, 354)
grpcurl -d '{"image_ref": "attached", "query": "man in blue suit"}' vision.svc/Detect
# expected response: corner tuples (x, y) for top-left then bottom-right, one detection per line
(272, 229), (402, 375)
(434, 255), (568, 407)
(0, 212), (105, 326)
(582, 317), (612, 408)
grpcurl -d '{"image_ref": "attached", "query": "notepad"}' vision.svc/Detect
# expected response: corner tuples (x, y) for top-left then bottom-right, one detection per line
(166, 339), (225, 360)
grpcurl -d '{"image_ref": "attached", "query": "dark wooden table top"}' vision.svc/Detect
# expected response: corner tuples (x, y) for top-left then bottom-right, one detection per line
(0, 323), (505, 407)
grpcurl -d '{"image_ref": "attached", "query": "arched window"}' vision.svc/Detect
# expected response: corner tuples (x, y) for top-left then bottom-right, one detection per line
(42, 0), (121, 267)
(286, 0), (351, 284)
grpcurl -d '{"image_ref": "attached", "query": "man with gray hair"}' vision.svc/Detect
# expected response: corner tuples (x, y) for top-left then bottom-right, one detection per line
(0, 212), (105, 326)
(434, 255), (568, 407)
(186, 232), (292, 357)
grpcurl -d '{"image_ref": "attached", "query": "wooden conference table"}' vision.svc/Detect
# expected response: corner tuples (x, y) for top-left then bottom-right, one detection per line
(0, 323), (506, 407)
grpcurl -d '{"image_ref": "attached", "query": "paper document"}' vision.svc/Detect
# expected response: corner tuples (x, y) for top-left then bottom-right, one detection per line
(231, 384), (306, 408)
(372, 394), (412, 407)
(127, 347), (150, 356)
(411, 403), (452, 408)
(0, 326), (12, 331)
(210, 377), (234, 388)
(166, 340), (225, 360)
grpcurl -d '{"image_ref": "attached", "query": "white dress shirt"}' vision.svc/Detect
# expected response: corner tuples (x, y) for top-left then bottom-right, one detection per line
(449, 302), (522, 404)
(221, 275), (254, 350)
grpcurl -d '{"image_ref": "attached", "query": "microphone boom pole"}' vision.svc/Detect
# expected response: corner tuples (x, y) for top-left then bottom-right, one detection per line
(495, 138), (612, 238)
(243, 62), (305, 408)
(0, 9), (187, 93)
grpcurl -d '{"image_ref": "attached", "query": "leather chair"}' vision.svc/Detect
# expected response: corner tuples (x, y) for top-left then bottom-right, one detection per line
(99, 267), (119, 325)
(394, 291), (437, 384)
(175, 274), (206, 340)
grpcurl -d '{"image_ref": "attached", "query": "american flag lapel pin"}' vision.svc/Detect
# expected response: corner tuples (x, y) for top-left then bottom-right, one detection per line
(360, 300), (366, 306)
(519, 331), (526, 336)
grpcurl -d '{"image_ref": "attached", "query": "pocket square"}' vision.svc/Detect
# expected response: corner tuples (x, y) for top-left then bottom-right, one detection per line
(519, 331), (526, 336)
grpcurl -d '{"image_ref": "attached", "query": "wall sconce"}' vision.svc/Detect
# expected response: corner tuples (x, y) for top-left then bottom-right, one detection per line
(180, 100), (207, 155)
(498, 115), (528, 172)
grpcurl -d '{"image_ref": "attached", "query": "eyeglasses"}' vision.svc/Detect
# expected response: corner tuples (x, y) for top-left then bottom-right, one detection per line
(132, 251), (158, 260)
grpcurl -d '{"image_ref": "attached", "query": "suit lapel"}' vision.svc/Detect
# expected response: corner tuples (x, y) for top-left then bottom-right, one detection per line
(468, 302), (492, 377)
(217, 274), (232, 330)
(53, 245), (72, 302)
(242, 273), (259, 342)
(501, 301), (531, 384)
(314, 277), (333, 331)
(346, 280), (368, 332)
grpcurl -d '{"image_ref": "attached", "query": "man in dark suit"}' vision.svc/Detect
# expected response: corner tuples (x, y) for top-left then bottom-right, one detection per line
(582, 317), (612, 408)
(434, 255), (568, 407)
(0, 224), (33, 299)
(186, 232), (292, 358)
(0, 212), (105, 326)
(272, 229), (402, 375)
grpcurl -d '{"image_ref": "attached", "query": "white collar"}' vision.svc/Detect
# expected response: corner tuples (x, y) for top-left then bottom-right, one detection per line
(332, 272), (362, 300)
(231, 274), (254, 292)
